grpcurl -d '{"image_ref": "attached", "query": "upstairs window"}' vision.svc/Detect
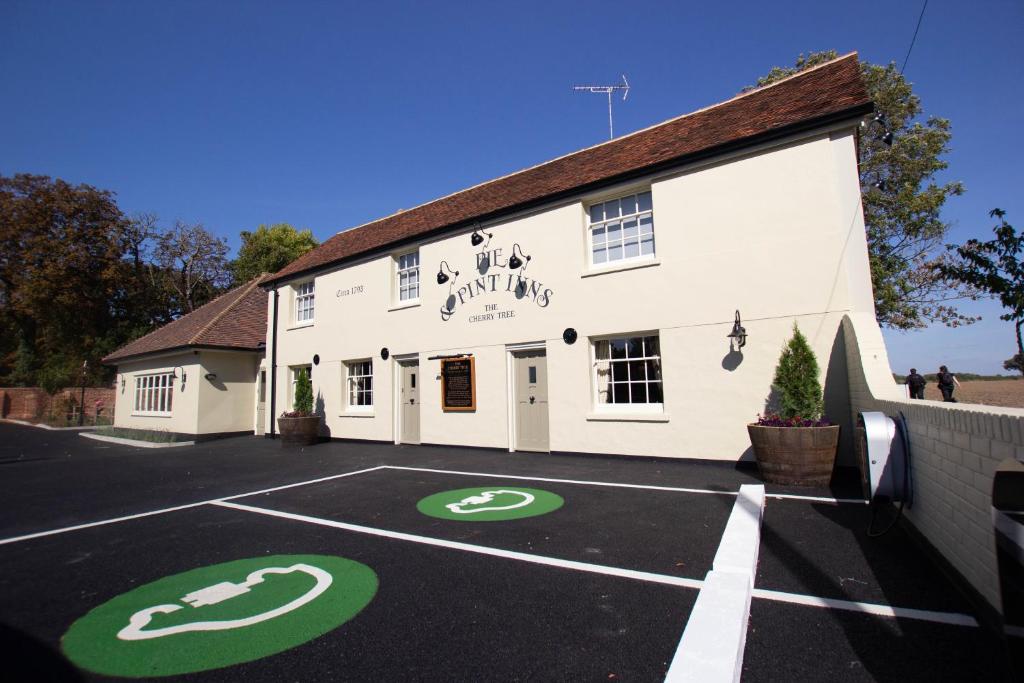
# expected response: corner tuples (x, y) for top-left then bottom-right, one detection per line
(589, 191), (654, 267)
(295, 281), (315, 323)
(396, 251), (420, 302)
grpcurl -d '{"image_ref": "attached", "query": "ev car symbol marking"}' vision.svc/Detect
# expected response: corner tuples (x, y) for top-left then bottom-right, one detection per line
(444, 490), (536, 514)
(117, 563), (332, 640)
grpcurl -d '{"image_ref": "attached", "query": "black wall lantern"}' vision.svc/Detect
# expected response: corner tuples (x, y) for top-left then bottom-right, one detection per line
(380, 347), (390, 360)
(205, 372), (217, 381)
(727, 310), (747, 349)
(313, 354), (320, 366)
(437, 261), (459, 285)
(470, 226), (492, 247)
(508, 243), (531, 270)
(563, 328), (578, 345)
(173, 366), (187, 391)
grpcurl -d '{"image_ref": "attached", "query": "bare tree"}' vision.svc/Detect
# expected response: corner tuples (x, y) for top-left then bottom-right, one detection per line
(154, 221), (231, 314)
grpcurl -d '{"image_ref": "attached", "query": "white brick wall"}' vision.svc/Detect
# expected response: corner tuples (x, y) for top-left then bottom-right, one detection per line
(842, 313), (1024, 612)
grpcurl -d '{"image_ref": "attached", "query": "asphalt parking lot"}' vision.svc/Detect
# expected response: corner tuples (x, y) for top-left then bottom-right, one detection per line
(0, 423), (1015, 681)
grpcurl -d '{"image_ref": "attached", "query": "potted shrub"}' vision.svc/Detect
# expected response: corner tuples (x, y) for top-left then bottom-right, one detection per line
(277, 368), (320, 447)
(747, 324), (839, 486)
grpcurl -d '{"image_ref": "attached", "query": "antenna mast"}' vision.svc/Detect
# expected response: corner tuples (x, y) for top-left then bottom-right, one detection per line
(572, 74), (630, 139)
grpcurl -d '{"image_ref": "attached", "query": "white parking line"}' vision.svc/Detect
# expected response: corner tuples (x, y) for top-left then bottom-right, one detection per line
(0, 466), (387, 546)
(212, 499), (705, 589)
(212, 498), (981, 630)
(382, 465), (866, 504)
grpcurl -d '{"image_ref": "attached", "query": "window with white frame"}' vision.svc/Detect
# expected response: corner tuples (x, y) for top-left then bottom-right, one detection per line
(133, 372), (174, 416)
(396, 251), (420, 302)
(593, 335), (663, 410)
(290, 365), (311, 407)
(346, 360), (373, 409)
(589, 191), (654, 267)
(295, 281), (315, 323)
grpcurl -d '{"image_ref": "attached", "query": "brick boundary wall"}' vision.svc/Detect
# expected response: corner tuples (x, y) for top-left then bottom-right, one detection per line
(842, 313), (1024, 613)
(0, 387), (116, 421)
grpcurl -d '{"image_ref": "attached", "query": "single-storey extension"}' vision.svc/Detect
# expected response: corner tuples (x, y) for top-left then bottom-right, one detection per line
(103, 276), (269, 438)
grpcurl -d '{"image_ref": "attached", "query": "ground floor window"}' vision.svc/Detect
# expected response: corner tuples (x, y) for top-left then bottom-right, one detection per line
(593, 334), (663, 411)
(133, 372), (174, 415)
(346, 360), (373, 409)
(290, 365), (311, 408)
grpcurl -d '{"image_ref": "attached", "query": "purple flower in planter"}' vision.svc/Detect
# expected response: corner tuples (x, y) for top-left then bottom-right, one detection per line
(754, 413), (832, 428)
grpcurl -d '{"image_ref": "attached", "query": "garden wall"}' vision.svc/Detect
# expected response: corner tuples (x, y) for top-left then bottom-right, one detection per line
(842, 313), (1024, 613)
(0, 387), (116, 421)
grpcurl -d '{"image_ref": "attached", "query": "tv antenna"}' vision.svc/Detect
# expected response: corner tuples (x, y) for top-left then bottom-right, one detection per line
(572, 74), (630, 139)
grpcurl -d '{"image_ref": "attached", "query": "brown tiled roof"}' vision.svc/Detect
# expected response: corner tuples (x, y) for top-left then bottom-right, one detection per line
(103, 275), (269, 364)
(267, 53), (871, 285)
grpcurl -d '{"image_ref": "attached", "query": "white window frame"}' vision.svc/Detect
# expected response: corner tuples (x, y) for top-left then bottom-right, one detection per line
(294, 281), (315, 324)
(289, 365), (311, 409)
(132, 372), (175, 416)
(345, 359), (373, 411)
(588, 190), (655, 268)
(395, 250), (420, 303)
(591, 334), (663, 413)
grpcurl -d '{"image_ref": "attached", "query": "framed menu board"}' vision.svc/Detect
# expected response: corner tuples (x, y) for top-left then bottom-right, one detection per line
(441, 356), (476, 412)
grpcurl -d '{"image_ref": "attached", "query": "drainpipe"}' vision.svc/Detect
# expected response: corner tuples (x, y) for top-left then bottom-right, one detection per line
(269, 287), (279, 439)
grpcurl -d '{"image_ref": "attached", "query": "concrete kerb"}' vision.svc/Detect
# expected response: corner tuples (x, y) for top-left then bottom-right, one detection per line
(79, 432), (195, 449)
(666, 484), (765, 683)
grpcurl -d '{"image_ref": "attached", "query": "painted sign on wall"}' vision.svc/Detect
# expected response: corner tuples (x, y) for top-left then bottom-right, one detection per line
(439, 243), (554, 321)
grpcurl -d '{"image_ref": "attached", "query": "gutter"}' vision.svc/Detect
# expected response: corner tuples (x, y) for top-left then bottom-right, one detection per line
(269, 287), (279, 439)
(260, 102), (875, 289)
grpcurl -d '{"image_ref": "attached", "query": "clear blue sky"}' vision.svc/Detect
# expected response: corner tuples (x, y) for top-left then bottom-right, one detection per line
(2, 1), (1021, 374)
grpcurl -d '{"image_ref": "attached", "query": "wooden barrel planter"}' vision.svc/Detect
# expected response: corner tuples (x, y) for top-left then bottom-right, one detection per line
(278, 415), (321, 447)
(747, 424), (840, 486)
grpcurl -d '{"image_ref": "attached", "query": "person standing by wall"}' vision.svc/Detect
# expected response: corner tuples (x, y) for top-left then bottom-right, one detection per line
(937, 365), (960, 402)
(907, 368), (926, 399)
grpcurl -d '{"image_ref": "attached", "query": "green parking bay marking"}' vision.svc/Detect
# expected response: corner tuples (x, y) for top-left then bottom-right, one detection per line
(62, 555), (377, 677)
(418, 486), (564, 521)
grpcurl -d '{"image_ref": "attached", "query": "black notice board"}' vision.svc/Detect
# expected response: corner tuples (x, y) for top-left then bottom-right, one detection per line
(441, 357), (476, 412)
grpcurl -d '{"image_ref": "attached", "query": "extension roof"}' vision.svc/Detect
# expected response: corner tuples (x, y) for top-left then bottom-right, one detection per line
(103, 275), (269, 364)
(267, 52), (872, 286)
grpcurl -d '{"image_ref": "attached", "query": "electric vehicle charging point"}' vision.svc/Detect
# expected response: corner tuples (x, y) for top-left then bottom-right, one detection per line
(856, 411), (913, 537)
(992, 458), (1024, 678)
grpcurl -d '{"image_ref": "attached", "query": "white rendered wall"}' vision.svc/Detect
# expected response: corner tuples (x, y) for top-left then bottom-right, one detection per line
(265, 126), (875, 460)
(113, 353), (200, 434)
(196, 350), (261, 435)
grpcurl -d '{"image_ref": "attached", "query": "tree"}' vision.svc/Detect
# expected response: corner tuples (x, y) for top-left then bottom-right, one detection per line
(936, 209), (1024, 376)
(771, 323), (824, 421)
(754, 52), (975, 329)
(153, 221), (231, 314)
(0, 174), (127, 387)
(293, 368), (313, 415)
(230, 223), (318, 285)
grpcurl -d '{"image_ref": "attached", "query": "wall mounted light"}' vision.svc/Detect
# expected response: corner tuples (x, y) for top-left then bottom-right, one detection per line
(204, 372), (217, 381)
(470, 227), (493, 247)
(437, 261), (459, 285)
(879, 131), (894, 146)
(120, 377), (125, 392)
(727, 310), (747, 349)
(173, 366), (187, 390)
(508, 243), (531, 270)
(313, 354), (320, 366)
(563, 328), (578, 345)
(381, 347), (390, 360)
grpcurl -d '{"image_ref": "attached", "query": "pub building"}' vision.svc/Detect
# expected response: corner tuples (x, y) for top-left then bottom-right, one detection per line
(259, 53), (880, 462)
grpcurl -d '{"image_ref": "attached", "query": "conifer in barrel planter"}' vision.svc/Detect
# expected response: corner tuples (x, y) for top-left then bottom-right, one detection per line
(747, 324), (839, 486)
(278, 368), (320, 447)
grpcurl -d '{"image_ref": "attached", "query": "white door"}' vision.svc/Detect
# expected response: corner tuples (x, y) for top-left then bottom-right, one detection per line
(400, 362), (420, 444)
(256, 369), (266, 435)
(514, 351), (549, 452)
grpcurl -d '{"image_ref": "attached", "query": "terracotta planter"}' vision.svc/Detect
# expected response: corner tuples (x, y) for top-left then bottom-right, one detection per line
(277, 415), (320, 447)
(747, 424), (840, 486)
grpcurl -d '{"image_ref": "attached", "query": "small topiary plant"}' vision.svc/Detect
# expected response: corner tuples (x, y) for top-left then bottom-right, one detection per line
(286, 369), (314, 417)
(757, 323), (829, 426)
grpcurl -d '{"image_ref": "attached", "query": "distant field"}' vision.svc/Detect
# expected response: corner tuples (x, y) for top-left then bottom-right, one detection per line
(919, 378), (1024, 409)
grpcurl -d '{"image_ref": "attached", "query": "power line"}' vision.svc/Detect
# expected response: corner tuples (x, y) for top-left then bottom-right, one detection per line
(900, 0), (930, 74)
